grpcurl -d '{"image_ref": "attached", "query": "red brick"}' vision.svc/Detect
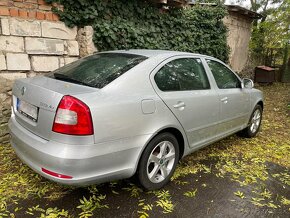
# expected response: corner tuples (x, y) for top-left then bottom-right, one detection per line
(19, 9), (28, 18)
(13, 2), (23, 7)
(0, 0), (9, 6)
(10, 8), (19, 16)
(24, 0), (38, 3)
(0, 6), (9, 15)
(52, 13), (59, 21)
(37, 0), (46, 5)
(39, 4), (51, 10)
(45, 11), (53, 20)
(28, 10), (36, 18)
(25, 2), (38, 9)
(7, 1), (14, 7)
(14, 2), (37, 9)
(36, 11), (45, 20)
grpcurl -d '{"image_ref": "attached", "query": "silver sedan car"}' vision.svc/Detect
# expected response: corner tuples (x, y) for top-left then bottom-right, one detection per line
(9, 50), (263, 190)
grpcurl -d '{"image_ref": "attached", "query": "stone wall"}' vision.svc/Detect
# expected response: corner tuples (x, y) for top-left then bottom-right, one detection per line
(223, 12), (253, 73)
(0, 17), (81, 78)
(0, 0), (96, 144)
(0, 77), (12, 144)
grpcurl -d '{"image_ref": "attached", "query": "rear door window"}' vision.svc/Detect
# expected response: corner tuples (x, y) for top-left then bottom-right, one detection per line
(154, 58), (210, 91)
(48, 53), (147, 88)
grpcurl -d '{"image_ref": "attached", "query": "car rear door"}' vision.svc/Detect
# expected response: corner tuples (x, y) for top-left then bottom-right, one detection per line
(150, 56), (220, 149)
(204, 59), (251, 136)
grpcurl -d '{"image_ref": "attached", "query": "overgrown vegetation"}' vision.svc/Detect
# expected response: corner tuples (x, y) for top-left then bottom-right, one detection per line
(247, 0), (290, 72)
(46, 0), (229, 62)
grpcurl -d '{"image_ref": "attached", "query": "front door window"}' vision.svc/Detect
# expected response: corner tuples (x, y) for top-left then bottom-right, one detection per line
(206, 60), (241, 89)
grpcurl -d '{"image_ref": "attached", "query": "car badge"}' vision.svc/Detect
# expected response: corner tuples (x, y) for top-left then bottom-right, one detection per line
(21, 87), (26, 96)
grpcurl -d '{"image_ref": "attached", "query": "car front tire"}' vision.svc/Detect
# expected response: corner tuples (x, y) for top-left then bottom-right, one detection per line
(238, 105), (263, 138)
(137, 132), (179, 190)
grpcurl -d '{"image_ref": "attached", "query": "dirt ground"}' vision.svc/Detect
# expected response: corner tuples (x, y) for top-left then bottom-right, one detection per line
(0, 83), (289, 218)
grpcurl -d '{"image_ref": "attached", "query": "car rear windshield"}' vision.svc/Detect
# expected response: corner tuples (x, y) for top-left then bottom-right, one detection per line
(48, 53), (147, 88)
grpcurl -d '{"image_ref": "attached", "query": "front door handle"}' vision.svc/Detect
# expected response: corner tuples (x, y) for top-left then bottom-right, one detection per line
(173, 101), (185, 109)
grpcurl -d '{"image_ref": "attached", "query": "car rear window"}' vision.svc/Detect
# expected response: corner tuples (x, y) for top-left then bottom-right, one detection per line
(48, 53), (147, 88)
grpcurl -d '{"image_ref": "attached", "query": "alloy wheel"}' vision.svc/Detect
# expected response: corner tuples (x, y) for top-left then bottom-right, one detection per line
(146, 141), (176, 183)
(250, 109), (261, 134)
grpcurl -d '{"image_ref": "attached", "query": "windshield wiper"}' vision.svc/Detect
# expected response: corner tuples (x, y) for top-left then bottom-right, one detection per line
(53, 73), (95, 88)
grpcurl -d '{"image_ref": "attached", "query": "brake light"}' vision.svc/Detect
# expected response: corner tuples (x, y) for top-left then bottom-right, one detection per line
(52, 95), (93, 135)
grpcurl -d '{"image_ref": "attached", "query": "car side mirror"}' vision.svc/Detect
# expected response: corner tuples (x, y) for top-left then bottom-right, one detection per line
(242, 78), (254, 89)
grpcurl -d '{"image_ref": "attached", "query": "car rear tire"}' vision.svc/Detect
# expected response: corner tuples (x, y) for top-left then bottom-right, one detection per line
(137, 133), (179, 190)
(238, 105), (262, 138)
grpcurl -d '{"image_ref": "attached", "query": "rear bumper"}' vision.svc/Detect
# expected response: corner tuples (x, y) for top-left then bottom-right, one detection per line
(9, 115), (150, 186)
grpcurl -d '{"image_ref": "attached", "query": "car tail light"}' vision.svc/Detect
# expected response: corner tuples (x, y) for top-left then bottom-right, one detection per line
(52, 95), (93, 135)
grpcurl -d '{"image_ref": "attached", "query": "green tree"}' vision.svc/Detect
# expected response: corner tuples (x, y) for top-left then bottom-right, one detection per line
(249, 0), (289, 66)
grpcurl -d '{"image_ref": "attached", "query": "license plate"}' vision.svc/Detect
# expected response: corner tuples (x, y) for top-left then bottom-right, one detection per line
(17, 99), (38, 122)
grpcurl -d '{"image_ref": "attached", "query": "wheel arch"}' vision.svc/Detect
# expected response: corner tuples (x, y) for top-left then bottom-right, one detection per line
(257, 100), (264, 110)
(133, 126), (187, 176)
(245, 99), (264, 126)
(157, 127), (185, 160)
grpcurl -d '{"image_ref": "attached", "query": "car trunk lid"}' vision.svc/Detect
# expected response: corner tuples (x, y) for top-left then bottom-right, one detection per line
(12, 76), (97, 140)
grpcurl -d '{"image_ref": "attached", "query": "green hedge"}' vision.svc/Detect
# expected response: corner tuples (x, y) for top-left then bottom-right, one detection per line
(47, 0), (229, 62)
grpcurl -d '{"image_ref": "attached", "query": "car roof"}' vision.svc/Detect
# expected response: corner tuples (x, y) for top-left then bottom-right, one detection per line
(103, 49), (212, 59)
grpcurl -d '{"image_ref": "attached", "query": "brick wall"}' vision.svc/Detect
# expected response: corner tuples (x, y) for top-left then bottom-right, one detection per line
(0, 0), (97, 143)
(0, 0), (61, 21)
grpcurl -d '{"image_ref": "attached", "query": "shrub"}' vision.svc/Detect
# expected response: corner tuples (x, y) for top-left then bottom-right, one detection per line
(47, 0), (229, 62)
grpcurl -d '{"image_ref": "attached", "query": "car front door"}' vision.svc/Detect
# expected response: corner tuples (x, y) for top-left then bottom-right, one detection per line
(205, 59), (251, 136)
(151, 56), (220, 149)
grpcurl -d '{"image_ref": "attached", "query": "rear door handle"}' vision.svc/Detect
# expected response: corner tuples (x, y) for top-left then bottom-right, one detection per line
(173, 101), (185, 109)
(220, 97), (228, 103)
